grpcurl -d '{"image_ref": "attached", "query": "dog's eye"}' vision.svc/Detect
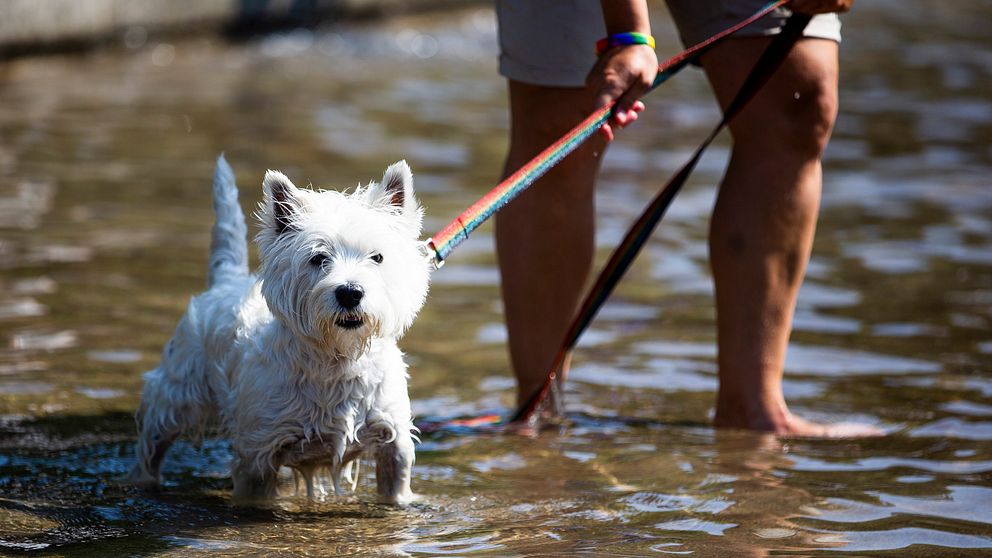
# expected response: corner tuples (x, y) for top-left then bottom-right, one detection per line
(309, 253), (330, 267)
(370, 252), (383, 264)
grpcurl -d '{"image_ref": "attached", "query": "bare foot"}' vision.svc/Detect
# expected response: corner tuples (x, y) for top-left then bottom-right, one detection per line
(771, 413), (885, 438)
(715, 406), (885, 438)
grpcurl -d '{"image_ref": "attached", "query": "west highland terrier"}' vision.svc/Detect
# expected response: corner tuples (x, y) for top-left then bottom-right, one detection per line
(128, 155), (430, 503)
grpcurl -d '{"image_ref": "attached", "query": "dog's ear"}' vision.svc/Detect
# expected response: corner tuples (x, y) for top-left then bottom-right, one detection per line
(262, 170), (301, 234)
(379, 160), (412, 209)
(370, 160), (422, 229)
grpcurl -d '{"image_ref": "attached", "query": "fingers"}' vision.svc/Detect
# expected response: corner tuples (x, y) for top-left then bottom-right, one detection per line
(614, 101), (644, 128)
(598, 101), (645, 142)
(599, 123), (615, 142)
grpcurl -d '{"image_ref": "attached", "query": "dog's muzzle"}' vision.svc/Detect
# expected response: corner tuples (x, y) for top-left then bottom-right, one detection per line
(334, 284), (366, 329)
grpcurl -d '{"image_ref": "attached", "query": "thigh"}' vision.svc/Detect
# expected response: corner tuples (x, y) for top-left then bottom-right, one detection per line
(507, 80), (599, 149)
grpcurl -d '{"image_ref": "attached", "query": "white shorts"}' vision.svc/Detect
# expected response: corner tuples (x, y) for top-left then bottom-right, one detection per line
(496, 0), (842, 87)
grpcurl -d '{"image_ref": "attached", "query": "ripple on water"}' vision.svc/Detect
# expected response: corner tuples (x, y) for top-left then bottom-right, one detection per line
(844, 241), (933, 274)
(569, 361), (716, 392)
(27, 245), (93, 265)
(10, 329), (77, 351)
(784, 344), (940, 376)
(812, 527), (992, 552)
(472, 453), (526, 473)
(0, 181), (55, 230)
(0, 361), (46, 375)
(787, 455), (992, 474)
(595, 301), (659, 322)
(896, 475), (935, 484)
(428, 263), (499, 286)
(632, 340), (941, 378)
(393, 137), (469, 168)
(401, 534), (503, 556)
(940, 400), (992, 417)
(474, 322), (506, 344)
(656, 518), (737, 536)
(871, 322), (946, 337)
(74, 387), (125, 400)
(11, 277), (56, 295)
(623, 492), (736, 520)
(797, 282), (862, 307)
(879, 486), (992, 525)
(624, 492), (697, 513)
(810, 486), (992, 526)
(86, 350), (143, 363)
(162, 536), (248, 552)
(791, 308), (862, 334)
(631, 341), (715, 359)
(909, 417), (992, 441)
(0, 297), (46, 319)
(0, 382), (53, 395)
(893, 376), (992, 398)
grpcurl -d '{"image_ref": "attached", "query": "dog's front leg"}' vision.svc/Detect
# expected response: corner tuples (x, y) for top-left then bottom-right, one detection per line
(375, 432), (415, 505)
(231, 457), (278, 502)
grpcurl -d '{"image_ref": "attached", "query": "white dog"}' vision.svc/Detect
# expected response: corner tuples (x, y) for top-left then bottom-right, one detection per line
(128, 155), (430, 504)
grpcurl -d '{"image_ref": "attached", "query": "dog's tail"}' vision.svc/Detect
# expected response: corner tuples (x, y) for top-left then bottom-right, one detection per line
(208, 154), (249, 287)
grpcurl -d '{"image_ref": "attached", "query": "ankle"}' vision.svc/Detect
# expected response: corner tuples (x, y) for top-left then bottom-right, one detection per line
(714, 391), (792, 432)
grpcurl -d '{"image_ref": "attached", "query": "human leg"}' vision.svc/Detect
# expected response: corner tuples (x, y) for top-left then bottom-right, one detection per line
(496, 80), (608, 404)
(701, 38), (879, 436)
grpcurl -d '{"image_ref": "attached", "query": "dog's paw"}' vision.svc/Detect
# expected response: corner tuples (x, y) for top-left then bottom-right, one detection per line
(378, 490), (419, 506)
(123, 466), (160, 489)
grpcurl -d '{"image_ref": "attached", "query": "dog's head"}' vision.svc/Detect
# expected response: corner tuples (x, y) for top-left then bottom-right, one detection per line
(255, 161), (430, 357)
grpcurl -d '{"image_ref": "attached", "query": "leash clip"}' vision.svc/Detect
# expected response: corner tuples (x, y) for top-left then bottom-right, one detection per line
(419, 238), (444, 271)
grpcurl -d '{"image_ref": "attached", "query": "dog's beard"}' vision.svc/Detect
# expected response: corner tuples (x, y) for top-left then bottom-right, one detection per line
(316, 312), (382, 360)
(286, 286), (384, 360)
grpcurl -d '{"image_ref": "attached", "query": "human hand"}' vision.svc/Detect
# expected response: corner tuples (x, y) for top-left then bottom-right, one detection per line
(586, 44), (658, 141)
(789, 0), (853, 14)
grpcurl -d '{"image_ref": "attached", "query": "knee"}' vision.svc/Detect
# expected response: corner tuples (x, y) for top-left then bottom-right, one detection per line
(731, 72), (838, 159)
(787, 80), (838, 157)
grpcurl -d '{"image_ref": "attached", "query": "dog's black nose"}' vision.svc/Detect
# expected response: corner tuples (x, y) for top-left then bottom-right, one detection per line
(335, 284), (364, 310)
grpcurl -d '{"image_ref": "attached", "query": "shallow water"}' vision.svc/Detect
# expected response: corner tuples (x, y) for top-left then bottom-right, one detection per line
(1, 1), (991, 556)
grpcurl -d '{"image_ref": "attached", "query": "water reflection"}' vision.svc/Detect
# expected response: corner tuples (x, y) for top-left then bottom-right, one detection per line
(1, 1), (991, 556)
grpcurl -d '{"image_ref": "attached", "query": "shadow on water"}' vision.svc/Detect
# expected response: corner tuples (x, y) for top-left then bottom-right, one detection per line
(0, 410), (711, 555)
(0, 412), (410, 555)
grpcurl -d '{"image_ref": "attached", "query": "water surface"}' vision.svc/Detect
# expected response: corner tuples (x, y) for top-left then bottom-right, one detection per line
(1, 2), (991, 555)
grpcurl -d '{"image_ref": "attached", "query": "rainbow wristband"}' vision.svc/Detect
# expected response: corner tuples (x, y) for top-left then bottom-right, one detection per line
(595, 32), (656, 56)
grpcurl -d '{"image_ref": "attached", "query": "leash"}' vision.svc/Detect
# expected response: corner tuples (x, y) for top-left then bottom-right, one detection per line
(417, 5), (811, 434)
